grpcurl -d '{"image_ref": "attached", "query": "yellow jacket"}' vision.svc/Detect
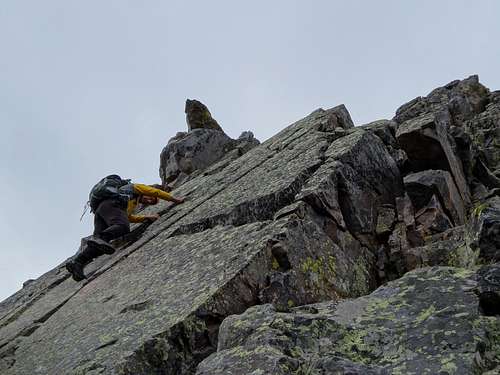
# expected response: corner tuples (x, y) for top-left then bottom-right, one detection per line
(127, 184), (175, 223)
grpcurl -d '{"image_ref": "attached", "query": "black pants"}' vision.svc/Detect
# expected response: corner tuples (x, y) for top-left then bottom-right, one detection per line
(93, 199), (130, 242)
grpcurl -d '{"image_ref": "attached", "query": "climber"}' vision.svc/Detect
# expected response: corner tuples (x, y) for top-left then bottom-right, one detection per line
(66, 176), (185, 282)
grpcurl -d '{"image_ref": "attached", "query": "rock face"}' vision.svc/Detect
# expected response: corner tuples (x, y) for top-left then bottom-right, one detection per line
(1, 77), (500, 374)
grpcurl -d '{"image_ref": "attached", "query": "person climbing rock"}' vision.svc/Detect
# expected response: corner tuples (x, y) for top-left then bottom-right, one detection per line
(66, 175), (185, 281)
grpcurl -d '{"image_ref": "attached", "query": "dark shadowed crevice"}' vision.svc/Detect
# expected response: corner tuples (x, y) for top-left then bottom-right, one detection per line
(398, 133), (451, 174)
(194, 310), (225, 359)
(18, 323), (41, 337)
(117, 315), (220, 375)
(95, 339), (119, 351)
(271, 243), (292, 272)
(336, 173), (373, 250)
(474, 158), (500, 190)
(405, 182), (458, 226)
(33, 300), (71, 324)
(479, 292), (500, 316)
(119, 300), (153, 314)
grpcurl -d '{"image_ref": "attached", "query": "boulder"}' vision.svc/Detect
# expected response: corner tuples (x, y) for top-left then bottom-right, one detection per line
(395, 193), (416, 228)
(375, 205), (396, 238)
(160, 100), (262, 189)
(197, 267), (500, 374)
(404, 169), (466, 225)
(235, 131), (260, 153)
(380, 194), (423, 281)
(361, 119), (409, 170)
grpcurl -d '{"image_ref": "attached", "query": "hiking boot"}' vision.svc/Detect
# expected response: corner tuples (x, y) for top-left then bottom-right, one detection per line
(87, 236), (116, 254)
(65, 239), (103, 282)
(66, 260), (86, 282)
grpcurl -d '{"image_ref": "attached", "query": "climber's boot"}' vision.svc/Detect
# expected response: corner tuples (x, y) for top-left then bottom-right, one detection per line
(66, 242), (103, 282)
(65, 259), (87, 282)
(87, 235), (116, 255)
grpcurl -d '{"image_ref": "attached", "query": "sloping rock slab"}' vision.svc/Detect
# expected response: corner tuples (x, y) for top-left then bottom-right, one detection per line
(197, 267), (500, 374)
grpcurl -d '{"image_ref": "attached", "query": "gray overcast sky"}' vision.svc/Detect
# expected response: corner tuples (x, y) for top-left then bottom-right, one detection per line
(1, 1), (499, 301)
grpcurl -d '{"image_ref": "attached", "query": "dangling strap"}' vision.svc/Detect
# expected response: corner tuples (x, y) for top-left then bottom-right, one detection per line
(80, 201), (90, 221)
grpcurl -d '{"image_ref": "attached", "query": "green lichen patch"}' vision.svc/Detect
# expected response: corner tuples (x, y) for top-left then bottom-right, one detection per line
(472, 202), (489, 218)
(415, 305), (437, 325)
(301, 256), (337, 290)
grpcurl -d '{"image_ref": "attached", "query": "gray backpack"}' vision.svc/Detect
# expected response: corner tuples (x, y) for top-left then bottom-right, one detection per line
(88, 175), (134, 213)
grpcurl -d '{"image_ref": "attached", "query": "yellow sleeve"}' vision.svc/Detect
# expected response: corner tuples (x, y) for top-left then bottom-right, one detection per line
(126, 198), (146, 222)
(128, 214), (147, 223)
(133, 184), (175, 201)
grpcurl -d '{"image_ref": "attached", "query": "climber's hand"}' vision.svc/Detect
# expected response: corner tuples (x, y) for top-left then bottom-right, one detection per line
(144, 214), (160, 223)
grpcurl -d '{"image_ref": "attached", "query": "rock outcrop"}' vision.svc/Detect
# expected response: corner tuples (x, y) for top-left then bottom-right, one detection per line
(160, 100), (260, 188)
(185, 99), (223, 132)
(197, 266), (500, 374)
(1, 77), (500, 374)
